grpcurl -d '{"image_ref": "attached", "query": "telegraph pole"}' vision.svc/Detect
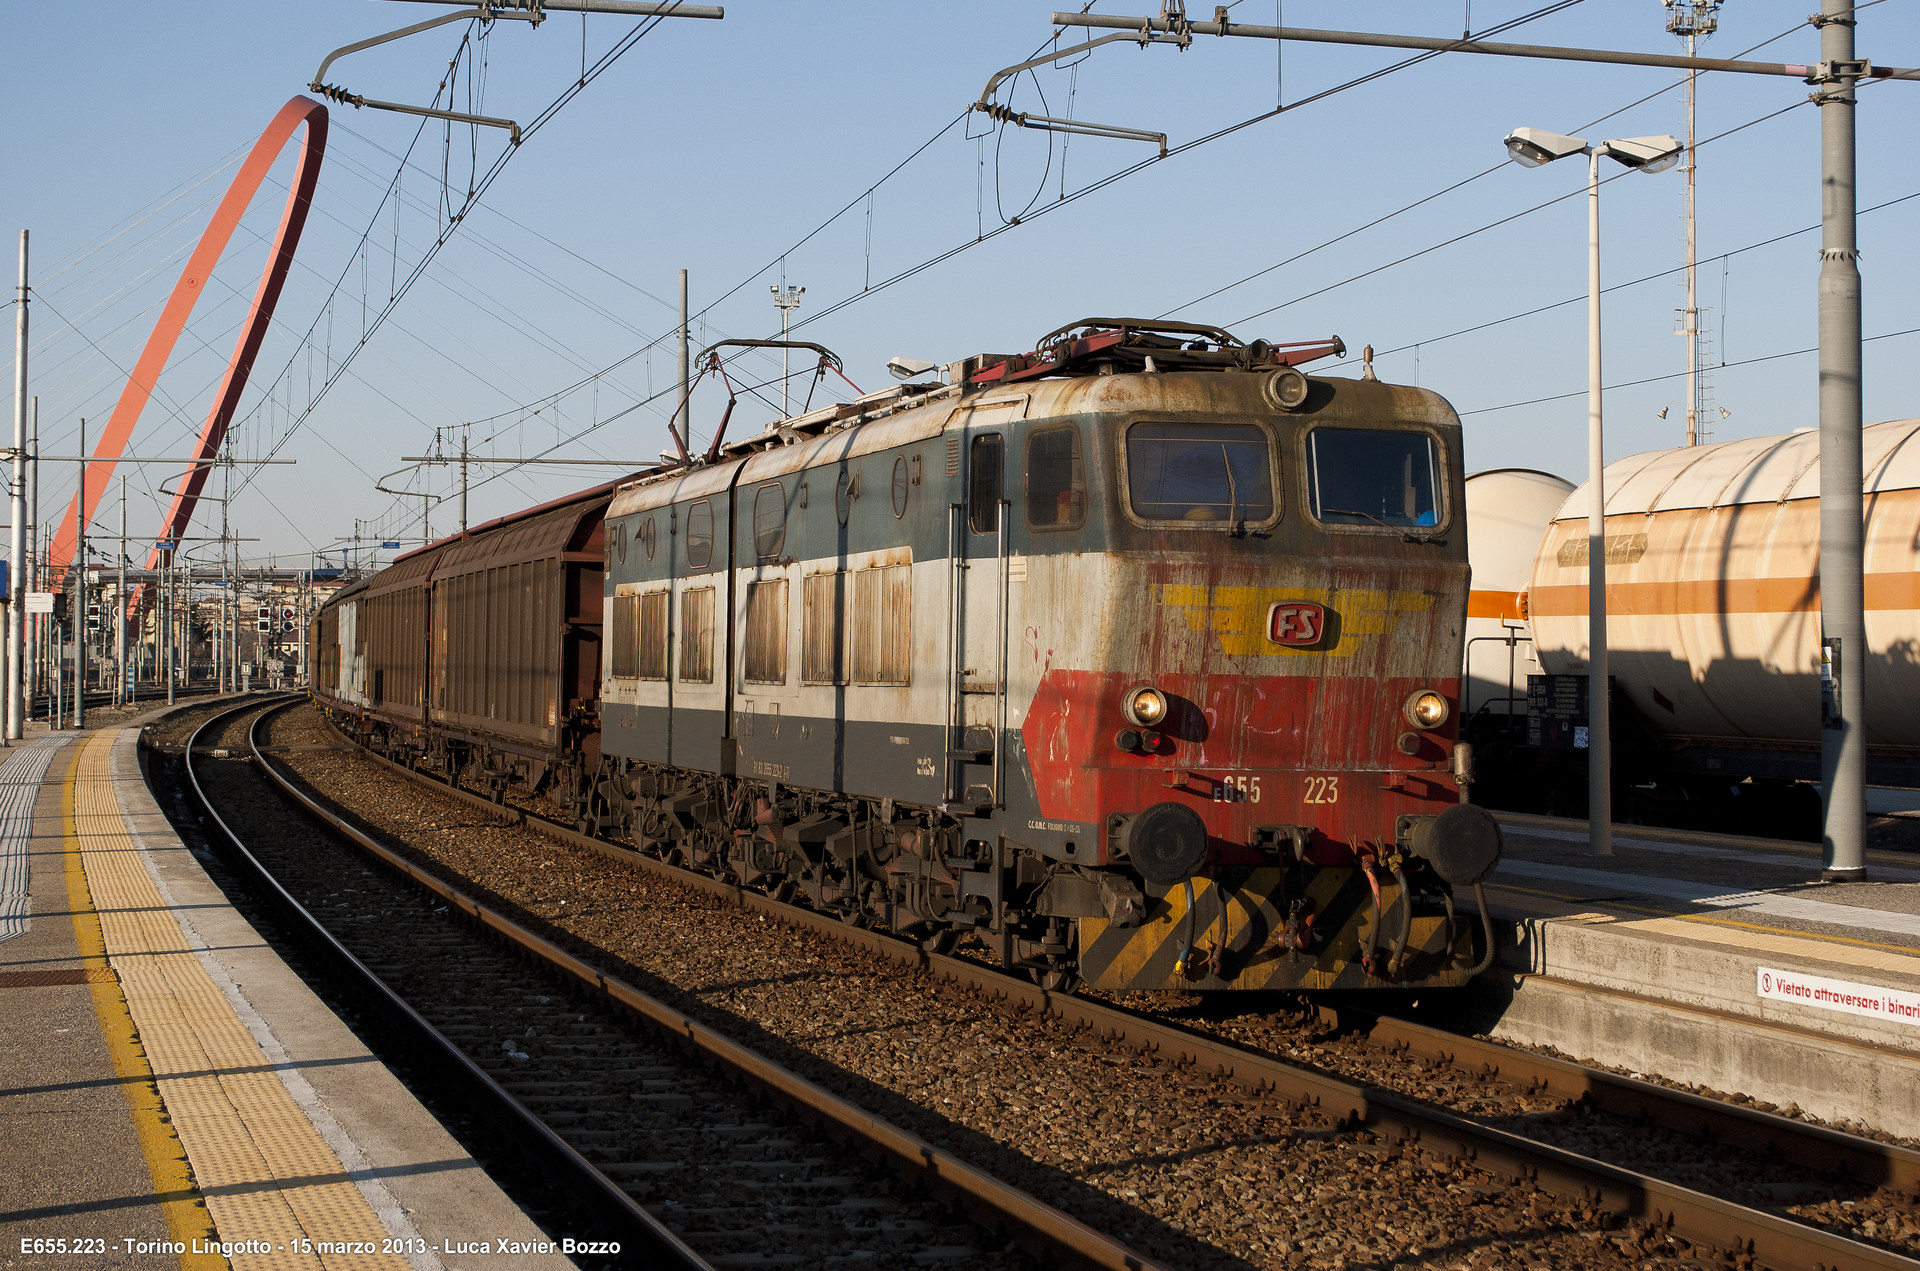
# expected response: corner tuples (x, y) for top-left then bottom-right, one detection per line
(10, 230), (27, 740)
(459, 430), (468, 532)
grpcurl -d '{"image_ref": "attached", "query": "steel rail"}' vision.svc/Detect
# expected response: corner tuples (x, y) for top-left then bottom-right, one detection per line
(176, 698), (713, 1270)
(1313, 995), (1920, 1197)
(315, 710), (1920, 1271)
(256, 705), (1167, 1271)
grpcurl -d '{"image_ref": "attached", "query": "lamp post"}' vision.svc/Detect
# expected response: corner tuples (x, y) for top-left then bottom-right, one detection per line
(1504, 128), (1681, 856)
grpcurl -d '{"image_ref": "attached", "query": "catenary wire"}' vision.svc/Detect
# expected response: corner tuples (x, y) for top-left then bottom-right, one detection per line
(1457, 326), (1920, 417)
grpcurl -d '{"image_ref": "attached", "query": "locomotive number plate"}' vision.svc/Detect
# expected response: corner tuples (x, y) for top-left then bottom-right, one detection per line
(1212, 775), (1262, 804)
(1303, 775), (1340, 804)
(1267, 601), (1325, 646)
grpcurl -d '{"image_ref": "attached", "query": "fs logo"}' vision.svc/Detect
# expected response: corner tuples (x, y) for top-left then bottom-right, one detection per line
(1266, 601), (1326, 647)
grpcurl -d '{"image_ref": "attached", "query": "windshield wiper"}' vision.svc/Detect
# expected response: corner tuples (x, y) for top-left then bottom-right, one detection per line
(1220, 444), (1243, 537)
(1321, 506), (1443, 544)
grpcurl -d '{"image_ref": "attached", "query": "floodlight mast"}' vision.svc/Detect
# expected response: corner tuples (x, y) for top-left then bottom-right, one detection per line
(1056, 3), (1889, 878)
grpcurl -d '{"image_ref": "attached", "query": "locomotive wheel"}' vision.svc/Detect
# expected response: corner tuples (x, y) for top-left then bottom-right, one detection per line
(1029, 967), (1079, 994)
(838, 908), (869, 929)
(919, 928), (959, 956)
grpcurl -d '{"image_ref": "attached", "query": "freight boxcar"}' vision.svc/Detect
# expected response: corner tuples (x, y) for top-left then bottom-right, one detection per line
(315, 482), (615, 808)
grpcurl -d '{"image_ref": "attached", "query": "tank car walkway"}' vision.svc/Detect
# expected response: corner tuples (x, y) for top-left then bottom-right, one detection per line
(1472, 810), (1920, 1140)
(0, 715), (569, 1270)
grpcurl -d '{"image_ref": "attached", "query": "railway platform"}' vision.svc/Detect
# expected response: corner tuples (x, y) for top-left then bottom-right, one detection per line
(0, 711), (571, 1270)
(1471, 810), (1920, 1138)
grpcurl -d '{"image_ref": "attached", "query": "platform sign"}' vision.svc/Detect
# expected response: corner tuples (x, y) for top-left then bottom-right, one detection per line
(24, 592), (53, 615)
(380, 541), (401, 549)
(1758, 966), (1920, 1029)
(1526, 674), (1614, 750)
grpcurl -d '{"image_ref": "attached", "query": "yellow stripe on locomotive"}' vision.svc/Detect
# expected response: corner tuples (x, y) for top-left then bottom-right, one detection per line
(1077, 867), (1483, 993)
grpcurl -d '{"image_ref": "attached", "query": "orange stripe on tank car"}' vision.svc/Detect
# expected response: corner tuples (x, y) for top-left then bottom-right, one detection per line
(1530, 571), (1920, 616)
(1466, 590), (1525, 620)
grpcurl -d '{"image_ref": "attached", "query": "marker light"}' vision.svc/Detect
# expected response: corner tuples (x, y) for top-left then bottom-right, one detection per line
(1123, 686), (1169, 729)
(1405, 690), (1450, 730)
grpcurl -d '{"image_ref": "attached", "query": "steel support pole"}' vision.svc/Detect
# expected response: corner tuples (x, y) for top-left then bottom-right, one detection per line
(9, 231), (26, 740)
(165, 551), (175, 707)
(1586, 149), (1611, 857)
(118, 477), (128, 707)
(1817, 0), (1865, 880)
(74, 418), (84, 731)
(676, 269), (690, 444)
(1684, 42), (1700, 449)
(25, 398), (35, 719)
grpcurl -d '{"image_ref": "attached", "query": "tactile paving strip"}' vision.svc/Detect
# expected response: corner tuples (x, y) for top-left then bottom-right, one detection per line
(0, 734), (65, 942)
(71, 728), (410, 1271)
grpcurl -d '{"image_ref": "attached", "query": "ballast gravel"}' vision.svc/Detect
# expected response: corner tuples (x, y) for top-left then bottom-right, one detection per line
(257, 702), (1910, 1270)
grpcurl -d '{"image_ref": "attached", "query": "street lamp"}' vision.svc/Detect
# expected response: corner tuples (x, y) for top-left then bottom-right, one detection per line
(1504, 127), (1681, 857)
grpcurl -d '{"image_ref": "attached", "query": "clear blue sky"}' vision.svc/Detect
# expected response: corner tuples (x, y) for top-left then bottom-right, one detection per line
(4, 1), (1917, 570)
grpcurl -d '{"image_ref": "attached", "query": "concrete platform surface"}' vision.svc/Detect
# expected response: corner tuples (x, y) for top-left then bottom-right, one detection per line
(1475, 810), (1920, 1137)
(1, 715), (575, 1270)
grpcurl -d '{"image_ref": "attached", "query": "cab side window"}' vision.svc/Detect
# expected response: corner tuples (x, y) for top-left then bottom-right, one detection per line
(968, 434), (1003, 534)
(1024, 424), (1085, 530)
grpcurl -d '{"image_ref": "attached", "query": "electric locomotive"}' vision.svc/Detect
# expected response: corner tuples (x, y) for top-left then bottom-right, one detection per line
(590, 319), (1501, 992)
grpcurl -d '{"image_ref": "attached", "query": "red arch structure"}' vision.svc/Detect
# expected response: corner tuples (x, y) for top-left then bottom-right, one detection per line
(49, 95), (328, 588)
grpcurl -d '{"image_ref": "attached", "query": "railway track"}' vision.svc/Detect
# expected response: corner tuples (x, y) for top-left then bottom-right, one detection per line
(305, 702), (1920, 1271)
(175, 698), (1165, 1271)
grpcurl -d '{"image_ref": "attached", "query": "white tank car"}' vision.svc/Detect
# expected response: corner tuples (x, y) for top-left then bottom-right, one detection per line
(1463, 469), (1574, 727)
(1526, 418), (1920, 773)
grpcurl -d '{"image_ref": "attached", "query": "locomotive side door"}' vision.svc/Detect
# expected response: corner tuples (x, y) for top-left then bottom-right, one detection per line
(949, 404), (1020, 810)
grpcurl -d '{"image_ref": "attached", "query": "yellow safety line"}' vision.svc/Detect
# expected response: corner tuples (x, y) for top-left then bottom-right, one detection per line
(1494, 881), (1920, 965)
(71, 728), (410, 1271)
(62, 740), (228, 1271)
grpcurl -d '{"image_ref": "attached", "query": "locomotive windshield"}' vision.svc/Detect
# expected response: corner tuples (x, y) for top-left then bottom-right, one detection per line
(1306, 428), (1440, 528)
(1126, 422), (1274, 523)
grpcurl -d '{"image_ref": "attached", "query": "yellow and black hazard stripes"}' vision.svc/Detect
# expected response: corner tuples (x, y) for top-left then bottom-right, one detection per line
(1077, 866), (1478, 992)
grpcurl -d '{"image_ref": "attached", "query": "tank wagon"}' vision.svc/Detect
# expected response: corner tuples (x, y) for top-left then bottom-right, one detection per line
(1461, 469), (1574, 727)
(317, 319), (1503, 993)
(1464, 418), (1920, 835)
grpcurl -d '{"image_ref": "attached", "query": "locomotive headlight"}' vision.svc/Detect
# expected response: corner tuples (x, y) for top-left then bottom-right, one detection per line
(1122, 686), (1169, 729)
(1405, 689), (1450, 731)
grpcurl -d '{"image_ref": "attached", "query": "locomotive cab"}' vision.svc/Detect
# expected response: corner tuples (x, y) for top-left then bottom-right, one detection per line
(973, 341), (1497, 991)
